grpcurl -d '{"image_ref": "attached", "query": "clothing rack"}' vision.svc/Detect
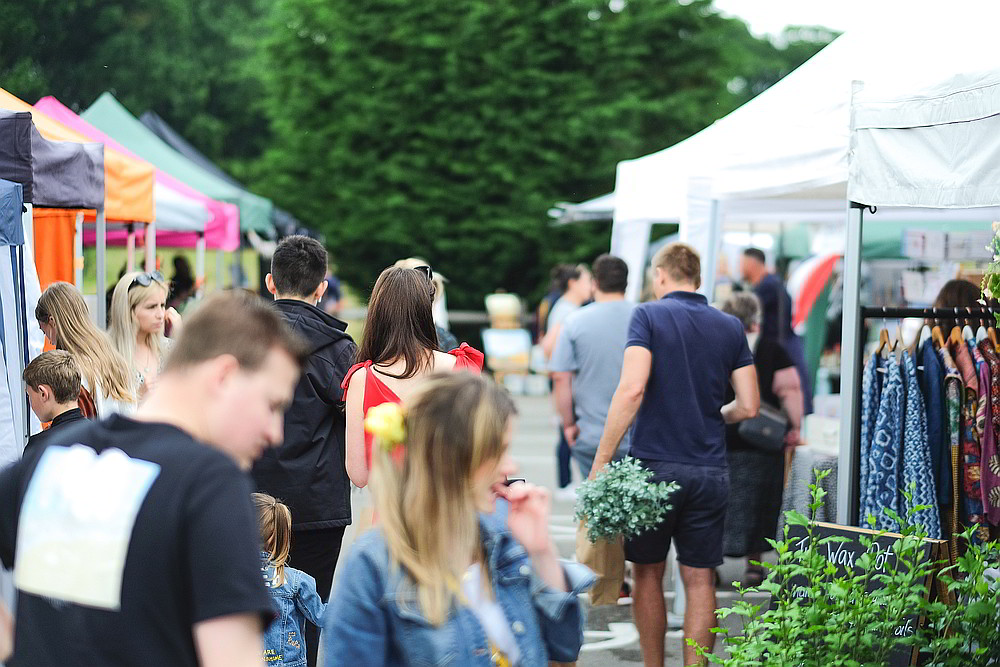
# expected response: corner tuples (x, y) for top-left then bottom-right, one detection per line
(843, 305), (1000, 523)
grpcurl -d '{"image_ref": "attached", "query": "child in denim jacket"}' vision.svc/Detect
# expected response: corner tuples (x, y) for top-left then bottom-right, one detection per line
(253, 493), (326, 666)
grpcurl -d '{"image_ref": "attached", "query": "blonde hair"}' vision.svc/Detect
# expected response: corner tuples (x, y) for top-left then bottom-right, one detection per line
(372, 373), (516, 625)
(108, 272), (170, 379)
(252, 492), (293, 587)
(653, 242), (701, 288)
(35, 282), (134, 403)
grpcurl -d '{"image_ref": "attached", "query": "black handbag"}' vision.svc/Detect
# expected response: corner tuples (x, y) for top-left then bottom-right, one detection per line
(737, 403), (788, 452)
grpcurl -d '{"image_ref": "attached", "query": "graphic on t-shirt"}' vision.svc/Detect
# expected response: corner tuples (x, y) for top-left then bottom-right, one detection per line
(14, 444), (160, 610)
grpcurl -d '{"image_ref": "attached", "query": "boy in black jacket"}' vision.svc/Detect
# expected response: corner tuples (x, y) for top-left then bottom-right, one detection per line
(254, 235), (356, 667)
(23, 350), (86, 454)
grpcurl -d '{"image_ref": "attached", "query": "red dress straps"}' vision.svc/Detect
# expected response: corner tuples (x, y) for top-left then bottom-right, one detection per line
(345, 344), (485, 466)
(447, 343), (485, 372)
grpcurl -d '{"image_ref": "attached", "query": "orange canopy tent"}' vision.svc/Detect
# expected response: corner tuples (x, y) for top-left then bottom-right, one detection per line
(0, 88), (155, 324)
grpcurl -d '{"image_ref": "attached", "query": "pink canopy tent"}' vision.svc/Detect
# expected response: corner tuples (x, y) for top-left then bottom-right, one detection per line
(34, 97), (240, 255)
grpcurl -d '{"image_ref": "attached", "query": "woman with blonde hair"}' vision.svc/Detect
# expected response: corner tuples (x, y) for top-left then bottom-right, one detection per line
(342, 264), (483, 488)
(34, 282), (135, 417)
(325, 373), (593, 665)
(108, 270), (182, 398)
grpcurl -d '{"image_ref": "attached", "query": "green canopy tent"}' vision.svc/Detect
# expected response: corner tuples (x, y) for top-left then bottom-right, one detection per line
(82, 93), (275, 238)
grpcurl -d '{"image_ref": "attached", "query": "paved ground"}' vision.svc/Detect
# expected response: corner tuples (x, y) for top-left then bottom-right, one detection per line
(509, 394), (770, 667)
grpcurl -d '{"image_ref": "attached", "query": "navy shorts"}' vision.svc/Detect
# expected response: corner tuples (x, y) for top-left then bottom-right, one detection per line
(624, 459), (730, 568)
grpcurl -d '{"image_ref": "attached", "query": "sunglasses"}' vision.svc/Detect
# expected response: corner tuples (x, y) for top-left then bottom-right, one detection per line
(412, 265), (433, 281)
(129, 271), (164, 290)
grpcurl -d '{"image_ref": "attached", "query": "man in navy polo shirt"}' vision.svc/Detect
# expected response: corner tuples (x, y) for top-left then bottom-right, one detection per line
(590, 242), (760, 667)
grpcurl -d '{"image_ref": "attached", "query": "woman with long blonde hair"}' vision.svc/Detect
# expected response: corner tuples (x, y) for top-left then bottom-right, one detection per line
(325, 374), (593, 666)
(108, 270), (182, 398)
(35, 282), (135, 417)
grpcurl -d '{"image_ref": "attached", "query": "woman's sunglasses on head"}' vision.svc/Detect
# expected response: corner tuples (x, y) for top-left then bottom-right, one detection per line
(412, 265), (433, 281)
(129, 271), (164, 290)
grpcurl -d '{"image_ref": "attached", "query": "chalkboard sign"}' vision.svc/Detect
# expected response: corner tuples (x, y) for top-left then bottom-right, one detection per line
(784, 522), (950, 667)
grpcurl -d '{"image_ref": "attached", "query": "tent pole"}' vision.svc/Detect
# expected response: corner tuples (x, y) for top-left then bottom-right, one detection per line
(126, 223), (136, 272)
(96, 205), (107, 328)
(74, 212), (84, 289)
(195, 233), (206, 297)
(22, 204), (34, 264)
(216, 249), (225, 291)
(836, 202), (865, 525)
(703, 199), (722, 301)
(145, 221), (156, 273)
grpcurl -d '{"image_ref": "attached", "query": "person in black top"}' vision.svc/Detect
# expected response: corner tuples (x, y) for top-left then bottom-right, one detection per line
(0, 291), (308, 667)
(720, 293), (804, 586)
(257, 235), (356, 667)
(22, 350), (86, 454)
(741, 247), (814, 414)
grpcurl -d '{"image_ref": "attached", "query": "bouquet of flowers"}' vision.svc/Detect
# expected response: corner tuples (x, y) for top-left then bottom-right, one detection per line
(574, 456), (678, 544)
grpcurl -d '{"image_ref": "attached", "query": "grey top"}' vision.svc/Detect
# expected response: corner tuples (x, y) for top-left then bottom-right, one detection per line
(549, 299), (635, 456)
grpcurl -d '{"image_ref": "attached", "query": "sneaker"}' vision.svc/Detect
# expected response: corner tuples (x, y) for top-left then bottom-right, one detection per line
(554, 485), (579, 502)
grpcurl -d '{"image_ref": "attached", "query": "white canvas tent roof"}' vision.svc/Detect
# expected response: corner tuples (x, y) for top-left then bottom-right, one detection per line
(836, 16), (1000, 524)
(611, 3), (1000, 298)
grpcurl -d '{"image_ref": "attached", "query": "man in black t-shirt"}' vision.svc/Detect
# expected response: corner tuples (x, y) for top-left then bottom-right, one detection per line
(0, 291), (307, 667)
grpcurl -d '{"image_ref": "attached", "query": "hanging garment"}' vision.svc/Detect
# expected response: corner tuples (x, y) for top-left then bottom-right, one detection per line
(937, 346), (963, 554)
(863, 353), (903, 532)
(900, 351), (941, 538)
(976, 340), (1000, 526)
(953, 341), (988, 543)
(859, 351), (884, 522)
(919, 339), (949, 506)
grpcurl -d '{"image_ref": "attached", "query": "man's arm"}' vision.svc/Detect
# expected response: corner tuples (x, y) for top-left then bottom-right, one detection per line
(551, 372), (578, 446)
(588, 346), (652, 479)
(194, 613), (265, 667)
(721, 365), (760, 424)
(541, 322), (563, 359)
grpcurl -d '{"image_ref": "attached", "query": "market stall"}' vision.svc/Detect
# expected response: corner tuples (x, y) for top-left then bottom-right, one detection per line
(841, 47), (1000, 532)
(35, 96), (239, 286)
(0, 87), (156, 325)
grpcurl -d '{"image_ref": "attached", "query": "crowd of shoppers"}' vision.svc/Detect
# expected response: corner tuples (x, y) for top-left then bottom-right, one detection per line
(2, 232), (828, 667)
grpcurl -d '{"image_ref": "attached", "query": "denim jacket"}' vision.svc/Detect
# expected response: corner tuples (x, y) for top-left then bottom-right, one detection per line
(261, 553), (327, 666)
(323, 517), (595, 666)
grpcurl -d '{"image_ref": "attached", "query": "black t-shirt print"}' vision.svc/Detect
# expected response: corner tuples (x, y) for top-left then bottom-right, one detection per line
(0, 415), (275, 667)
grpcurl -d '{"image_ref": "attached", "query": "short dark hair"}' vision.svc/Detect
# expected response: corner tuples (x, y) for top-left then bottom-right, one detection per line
(550, 264), (580, 294)
(23, 350), (81, 404)
(592, 254), (628, 294)
(270, 235), (328, 298)
(743, 248), (766, 264)
(166, 291), (308, 372)
(933, 279), (981, 309)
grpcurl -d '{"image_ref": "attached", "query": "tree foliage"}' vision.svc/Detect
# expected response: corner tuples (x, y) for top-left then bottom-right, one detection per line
(251, 0), (833, 306)
(0, 0), (834, 306)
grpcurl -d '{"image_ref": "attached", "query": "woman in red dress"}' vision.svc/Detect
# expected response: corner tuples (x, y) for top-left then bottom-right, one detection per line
(343, 265), (483, 489)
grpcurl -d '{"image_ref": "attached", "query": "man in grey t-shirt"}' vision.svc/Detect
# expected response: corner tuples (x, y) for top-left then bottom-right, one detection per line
(550, 255), (634, 477)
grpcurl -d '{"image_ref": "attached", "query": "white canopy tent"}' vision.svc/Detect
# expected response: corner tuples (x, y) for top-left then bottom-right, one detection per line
(838, 25), (1000, 524)
(610, 3), (1000, 301)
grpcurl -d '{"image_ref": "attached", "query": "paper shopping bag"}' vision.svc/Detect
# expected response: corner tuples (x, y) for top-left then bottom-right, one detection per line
(575, 520), (624, 606)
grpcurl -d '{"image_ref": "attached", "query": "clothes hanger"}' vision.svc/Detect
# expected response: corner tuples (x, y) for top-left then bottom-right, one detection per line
(989, 320), (999, 352)
(931, 309), (946, 349)
(963, 308), (976, 342)
(950, 309), (965, 347)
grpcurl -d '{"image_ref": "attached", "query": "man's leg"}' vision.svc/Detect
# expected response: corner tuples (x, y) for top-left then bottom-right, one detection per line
(557, 428), (573, 488)
(632, 561), (666, 667)
(291, 527), (347, 667)
(679, 564), (717, 666)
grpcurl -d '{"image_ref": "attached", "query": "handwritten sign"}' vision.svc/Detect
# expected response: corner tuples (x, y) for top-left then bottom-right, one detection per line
(784, 522), (950, 667)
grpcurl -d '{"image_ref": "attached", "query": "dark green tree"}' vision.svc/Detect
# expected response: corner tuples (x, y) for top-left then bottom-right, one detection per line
(252, 0), (833, 307)
(0, 0), (271, 161)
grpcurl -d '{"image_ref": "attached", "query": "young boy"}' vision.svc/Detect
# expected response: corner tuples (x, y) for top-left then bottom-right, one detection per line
(255, 235), (356, 667)
(23, 350), (86, 454)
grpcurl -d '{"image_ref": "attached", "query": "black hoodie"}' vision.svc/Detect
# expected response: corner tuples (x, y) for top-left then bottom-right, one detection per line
(252, 299), (357, 529)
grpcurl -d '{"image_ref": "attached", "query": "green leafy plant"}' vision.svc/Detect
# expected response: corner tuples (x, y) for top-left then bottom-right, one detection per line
(574, 456), (677, 543)
(690, 472), (1000, 666)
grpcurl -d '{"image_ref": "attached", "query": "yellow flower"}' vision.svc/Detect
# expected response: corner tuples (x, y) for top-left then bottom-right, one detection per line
(364, 402), (405, 449)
